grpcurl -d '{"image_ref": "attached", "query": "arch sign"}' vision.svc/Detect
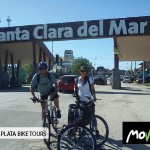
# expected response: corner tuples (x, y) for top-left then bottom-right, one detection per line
(0, 16), (150, 43)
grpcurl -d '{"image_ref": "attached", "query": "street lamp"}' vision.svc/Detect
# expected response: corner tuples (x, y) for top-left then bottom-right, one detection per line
(94, 58), (97, 69)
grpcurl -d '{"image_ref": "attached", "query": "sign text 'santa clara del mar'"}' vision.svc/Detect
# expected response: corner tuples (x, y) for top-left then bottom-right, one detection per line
(0, 16), (150, 43)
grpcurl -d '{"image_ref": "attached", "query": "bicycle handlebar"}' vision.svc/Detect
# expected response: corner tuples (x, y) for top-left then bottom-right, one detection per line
(30, 97), (39, 103)
(72, 94), (101, 102)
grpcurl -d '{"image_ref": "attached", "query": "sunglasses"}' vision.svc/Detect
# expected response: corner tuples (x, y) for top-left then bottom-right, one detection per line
(80, 70), (86, 72)
(39, 68), (47, 70)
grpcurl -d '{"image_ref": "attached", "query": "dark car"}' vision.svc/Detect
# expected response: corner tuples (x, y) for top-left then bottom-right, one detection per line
(136, 76), (150, 84)
(57, 75), (78, 92)
(94, 75), (107, 85)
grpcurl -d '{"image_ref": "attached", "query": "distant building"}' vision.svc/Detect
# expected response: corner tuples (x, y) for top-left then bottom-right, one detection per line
(64, 50), (74, 62)
(54, 50), (74, 74)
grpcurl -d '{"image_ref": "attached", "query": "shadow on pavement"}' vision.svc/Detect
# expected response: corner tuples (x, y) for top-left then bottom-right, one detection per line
(47, 140), (57, 150)
(96, 91), (150, 95)
(59, 91), (74, 94)
(0, 86), (37, 92)
(100, 137), (150, 150)
(121, 87), (142, 91)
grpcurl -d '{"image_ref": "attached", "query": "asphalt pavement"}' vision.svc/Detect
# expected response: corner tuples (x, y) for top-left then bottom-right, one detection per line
(0, 83), (150, 150)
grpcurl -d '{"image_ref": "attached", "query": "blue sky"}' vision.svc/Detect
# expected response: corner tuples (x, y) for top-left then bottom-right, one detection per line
(0, 0), (149, 70)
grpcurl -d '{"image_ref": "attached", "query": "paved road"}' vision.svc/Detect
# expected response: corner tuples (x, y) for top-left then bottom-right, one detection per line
(0, 83), (150, 150)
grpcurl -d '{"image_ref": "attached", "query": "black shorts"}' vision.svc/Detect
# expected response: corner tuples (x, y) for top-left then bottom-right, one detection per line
(40, 87), (59, 101)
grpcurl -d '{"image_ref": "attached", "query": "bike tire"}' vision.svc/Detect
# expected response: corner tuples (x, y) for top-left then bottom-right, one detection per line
(89, 114), (109, 147)
(51, 106), (59, 133)
(57, 124), (96, 150)
(43, 112), (51, 145)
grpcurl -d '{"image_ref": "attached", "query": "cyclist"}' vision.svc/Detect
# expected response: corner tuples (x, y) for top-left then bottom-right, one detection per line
(30, 62), (61, 119)
(74, 66), (96, 102)
(71, 66), (97, 127)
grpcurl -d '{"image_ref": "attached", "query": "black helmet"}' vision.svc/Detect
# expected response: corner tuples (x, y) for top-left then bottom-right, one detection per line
(38, 62), (48, 70)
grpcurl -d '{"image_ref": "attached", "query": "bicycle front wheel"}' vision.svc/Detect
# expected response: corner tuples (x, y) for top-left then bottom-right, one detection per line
(89, 115), (109, 147)
(57, 124), (96, 150)
(43, 113), (51, 145)
(51, 106), (60, 134)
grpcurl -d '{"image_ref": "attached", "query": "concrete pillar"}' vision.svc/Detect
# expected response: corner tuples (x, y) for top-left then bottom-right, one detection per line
(4, 50), (8, 72)
(10, 53), (15, 78)
(32, 42), (37, 70)
(48, 59), (51, 71)
(0, 55), (1, 71)
(43, 51), (46, 62)
(39, 48), (42, 62)
(112, 37), (121, 89)
(16, 60), (20, 78)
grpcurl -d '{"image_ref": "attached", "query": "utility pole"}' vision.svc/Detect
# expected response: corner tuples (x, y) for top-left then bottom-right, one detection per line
(94, 58), (97, 69)
(6, 16), (12, 27)
(52, 41), (53, 55)
(131, 61), (132, 75)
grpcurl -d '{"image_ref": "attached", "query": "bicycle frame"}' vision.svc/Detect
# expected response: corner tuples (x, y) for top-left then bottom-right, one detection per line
(41, 97), (58, 126)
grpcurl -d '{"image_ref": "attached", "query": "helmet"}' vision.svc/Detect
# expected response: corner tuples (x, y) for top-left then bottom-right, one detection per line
(38, 62), (48, 70)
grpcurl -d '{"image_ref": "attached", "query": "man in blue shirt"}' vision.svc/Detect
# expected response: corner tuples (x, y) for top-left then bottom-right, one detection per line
(30, 62), (61, 119)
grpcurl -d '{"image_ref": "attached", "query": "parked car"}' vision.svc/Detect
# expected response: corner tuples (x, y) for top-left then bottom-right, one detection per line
(94, 75), (107, 85)
(57, 75), (78, 92)
(136, 76), (150, 84)
(122, 76), (132, 83)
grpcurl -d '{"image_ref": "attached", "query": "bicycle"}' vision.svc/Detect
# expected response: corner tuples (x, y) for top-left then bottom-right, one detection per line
(67, 95), (109, 149)
(57, 98), (97, 150)
(30, 96), (59, 145)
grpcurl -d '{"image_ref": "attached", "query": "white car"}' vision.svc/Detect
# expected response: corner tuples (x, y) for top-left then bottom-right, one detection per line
(122, 76), (132, 83)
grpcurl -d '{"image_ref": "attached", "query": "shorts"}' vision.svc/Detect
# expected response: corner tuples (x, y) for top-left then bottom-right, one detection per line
(40, 87), (59, 101)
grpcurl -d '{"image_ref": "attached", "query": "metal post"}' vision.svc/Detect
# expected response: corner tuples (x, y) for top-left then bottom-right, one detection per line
(52, 41), (53, 55)
(143, 61), (145, 84)
(6, 16), (12, 27)
(94, 58), (97, 69)
(131, 61), (132, 75)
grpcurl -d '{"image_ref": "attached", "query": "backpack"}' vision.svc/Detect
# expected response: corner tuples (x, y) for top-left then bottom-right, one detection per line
(36, 72), (51, 84)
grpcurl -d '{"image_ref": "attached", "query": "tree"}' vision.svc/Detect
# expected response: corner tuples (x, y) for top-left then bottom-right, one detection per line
(71, 57), (92, 75)
(21, 64), (34, 83)
(21, 64), (33, 76)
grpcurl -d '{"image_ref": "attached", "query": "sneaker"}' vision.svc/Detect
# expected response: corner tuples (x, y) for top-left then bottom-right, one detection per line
(56, 110), (61, 118)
